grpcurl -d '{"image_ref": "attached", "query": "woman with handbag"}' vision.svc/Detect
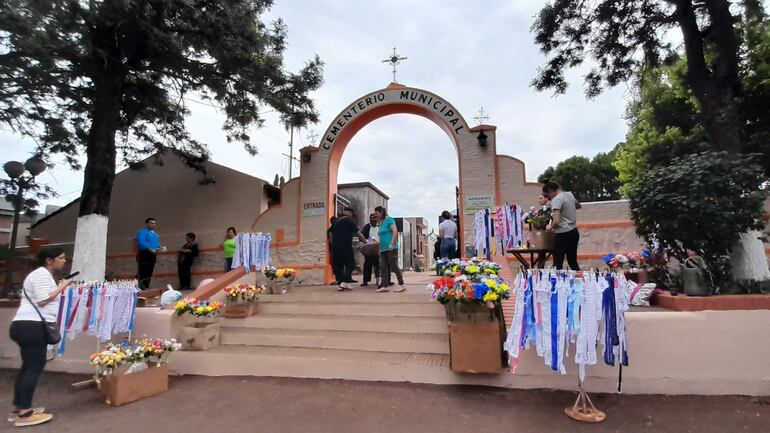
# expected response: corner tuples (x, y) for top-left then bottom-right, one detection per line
(8, 246), (70, 427)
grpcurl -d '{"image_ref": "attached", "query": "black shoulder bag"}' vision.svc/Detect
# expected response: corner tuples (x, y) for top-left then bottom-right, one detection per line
(22, 286), (62, 345)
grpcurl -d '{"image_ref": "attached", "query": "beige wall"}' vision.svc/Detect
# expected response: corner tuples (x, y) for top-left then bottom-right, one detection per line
(496, 155), (543, 207)
(1, 307), (767, 395)
(29, 153), (268, 289)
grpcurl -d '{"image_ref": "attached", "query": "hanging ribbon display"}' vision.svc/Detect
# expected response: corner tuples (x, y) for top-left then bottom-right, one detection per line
(231, 232), (272, 273)
(504, 269), (633, 385)
(472, 204), (526, 259)
(55, 280), (141, 356)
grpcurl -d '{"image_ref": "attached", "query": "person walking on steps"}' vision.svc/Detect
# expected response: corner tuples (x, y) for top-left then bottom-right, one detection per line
(8, 246), (71, 427)
(543, 181), (581, 271)
(374, 206), (405, 293)
(330, 207), (367, 291)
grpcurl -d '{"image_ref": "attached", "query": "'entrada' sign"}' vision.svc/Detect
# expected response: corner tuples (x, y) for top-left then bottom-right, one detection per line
(321, 88), (466, 151)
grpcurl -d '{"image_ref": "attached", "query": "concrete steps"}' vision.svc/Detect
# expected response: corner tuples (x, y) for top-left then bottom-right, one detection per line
(220, 327), (450, 354)
(170, 345), (457, 384)
(259, 292), (431, 304)
(221, 314), (448, 334)
(255, 301), (445, 317)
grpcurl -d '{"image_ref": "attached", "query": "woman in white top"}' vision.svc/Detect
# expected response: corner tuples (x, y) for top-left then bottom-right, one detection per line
(438, 210), (458, 259)
(8, 246), (70, 427)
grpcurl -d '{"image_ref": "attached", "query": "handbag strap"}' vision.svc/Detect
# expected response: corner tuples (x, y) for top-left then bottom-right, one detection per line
(22, 284), (49, 323)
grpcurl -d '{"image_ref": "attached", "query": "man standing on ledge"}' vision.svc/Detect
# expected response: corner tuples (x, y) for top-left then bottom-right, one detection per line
(544, 182), (581, 271)
(136, 217), (161, 289)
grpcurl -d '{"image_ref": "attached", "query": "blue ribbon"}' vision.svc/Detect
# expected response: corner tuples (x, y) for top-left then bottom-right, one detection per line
(550, 276), (559, 371)
(602, 274), (619, 366)
(128, 289), (138, 332)
(87, 285), (98, 330)
(523, 274), (537, 346)
(484, 208), (491, 259)
(57, 287), (73, 356)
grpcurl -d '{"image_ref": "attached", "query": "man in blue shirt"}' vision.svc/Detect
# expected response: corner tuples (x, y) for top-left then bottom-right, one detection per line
(374, 206), (405, 292)
(136, 217), (161, 289)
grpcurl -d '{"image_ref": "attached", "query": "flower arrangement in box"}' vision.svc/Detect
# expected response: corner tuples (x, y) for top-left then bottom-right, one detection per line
(276, 267), (297, 281)
(223, 283), (264, 304)
(265, 267), (297, 294)
(174, 298), (224, 318)
(89, 337), (181, 375)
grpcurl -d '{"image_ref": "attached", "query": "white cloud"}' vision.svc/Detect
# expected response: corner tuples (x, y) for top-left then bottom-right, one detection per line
(0, 0), (629, 230)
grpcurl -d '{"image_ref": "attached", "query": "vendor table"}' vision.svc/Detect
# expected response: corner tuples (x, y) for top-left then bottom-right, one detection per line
(507, 248), (552, 269)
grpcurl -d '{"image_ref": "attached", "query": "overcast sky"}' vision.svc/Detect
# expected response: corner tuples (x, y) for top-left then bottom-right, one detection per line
(1, 0), (630, 233)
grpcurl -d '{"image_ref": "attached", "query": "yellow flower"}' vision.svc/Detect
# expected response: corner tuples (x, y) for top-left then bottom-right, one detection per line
(466, 265), (479, 274)
(483, 291), (498, 302)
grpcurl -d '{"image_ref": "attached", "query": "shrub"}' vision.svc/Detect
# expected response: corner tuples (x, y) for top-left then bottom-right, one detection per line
(628, 151), (767, 288)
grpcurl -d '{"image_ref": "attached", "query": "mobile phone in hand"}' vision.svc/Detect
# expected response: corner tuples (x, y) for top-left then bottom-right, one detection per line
(65, 271), (80, 280)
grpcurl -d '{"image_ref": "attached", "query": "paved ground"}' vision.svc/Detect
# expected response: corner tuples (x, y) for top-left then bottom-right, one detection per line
(2, 370), (768, 433)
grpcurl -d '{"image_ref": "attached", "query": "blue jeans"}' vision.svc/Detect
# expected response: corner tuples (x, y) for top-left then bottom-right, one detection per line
(440, 238), (456, 259)
(225, 258), (233, 271)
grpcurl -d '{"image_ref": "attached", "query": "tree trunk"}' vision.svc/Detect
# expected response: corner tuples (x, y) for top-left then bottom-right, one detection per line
(677, 0), (743, 154)
(70, 61), (123, 281)
(730, 231), (770, 282)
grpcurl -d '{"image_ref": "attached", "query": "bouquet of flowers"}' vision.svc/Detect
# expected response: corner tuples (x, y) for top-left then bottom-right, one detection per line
(433, 258), (451, 275)
(135, 337), (182, 363)
(524, 206), (551, 230)
(90, 344), (128, 370)
(602, 250), (650, 269)
(441, 258), (502, 281)
(276, 268), (297, 281)
(263, 266), (278, 280)
(427, 274), (511, 308)
(223, 283), (264, 304)
(174, 298), (224, 318)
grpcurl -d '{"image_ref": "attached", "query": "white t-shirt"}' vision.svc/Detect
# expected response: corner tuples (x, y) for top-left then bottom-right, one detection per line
(14, 267), (59, 322)
(439, 219), (458, 240)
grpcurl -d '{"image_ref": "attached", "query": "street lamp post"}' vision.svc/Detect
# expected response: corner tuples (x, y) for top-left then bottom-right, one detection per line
(2, 157), (46, 298)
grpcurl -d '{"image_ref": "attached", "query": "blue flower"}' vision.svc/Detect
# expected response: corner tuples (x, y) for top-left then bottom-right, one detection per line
(602, 253), (615, 264)
(473, 283), (489, 299)
(641, 249), (651, 258)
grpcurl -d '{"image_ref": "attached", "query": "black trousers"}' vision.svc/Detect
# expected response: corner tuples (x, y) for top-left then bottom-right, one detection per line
(137, 250), (156, 289)
(332, 250), (355, 284)
(178, 261), (193, 290)
(379, 250), (404, 287)
(553, 228), (580, 271)
(10, 321), (47, 410)
(362, 255), (379, 284)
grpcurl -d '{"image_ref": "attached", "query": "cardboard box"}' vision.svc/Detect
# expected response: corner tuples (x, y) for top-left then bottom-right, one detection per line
(224, 302), (259, 318)
(99, 363), (168, 406)
(448, 321), (503, 374)
(444, 303), (498, 323)
(179, 322), (220, 351)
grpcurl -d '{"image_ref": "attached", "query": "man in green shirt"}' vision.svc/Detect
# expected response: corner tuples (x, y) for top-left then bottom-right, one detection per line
(374, 206), (405, 292)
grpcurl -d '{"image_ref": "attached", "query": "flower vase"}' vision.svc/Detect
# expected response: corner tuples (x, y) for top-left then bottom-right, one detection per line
(99, 363), (169, 406)
(224, 301), (259, 318)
